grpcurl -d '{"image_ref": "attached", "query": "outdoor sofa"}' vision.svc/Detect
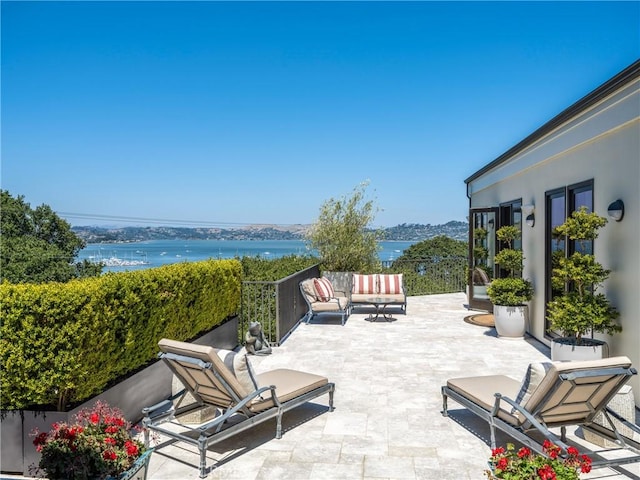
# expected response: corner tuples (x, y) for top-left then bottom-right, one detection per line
(350, 273), (407, 313)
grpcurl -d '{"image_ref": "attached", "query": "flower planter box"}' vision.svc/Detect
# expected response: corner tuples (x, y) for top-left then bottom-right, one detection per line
(1, 316), (238, 476)
(109, 448), (154, 480)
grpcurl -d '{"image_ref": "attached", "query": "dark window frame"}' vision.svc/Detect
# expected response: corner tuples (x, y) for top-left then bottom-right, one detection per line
(544, 179), (594, 337)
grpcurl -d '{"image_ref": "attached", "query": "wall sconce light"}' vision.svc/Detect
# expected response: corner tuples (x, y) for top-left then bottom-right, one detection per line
(607, 199), (624, 221)
(521, 204), (535, 216)
(525, 214), (535, 228)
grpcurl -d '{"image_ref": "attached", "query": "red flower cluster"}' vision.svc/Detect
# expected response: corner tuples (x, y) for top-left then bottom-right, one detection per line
(487, 440), (592, 480)
(30, 401), (146, 480)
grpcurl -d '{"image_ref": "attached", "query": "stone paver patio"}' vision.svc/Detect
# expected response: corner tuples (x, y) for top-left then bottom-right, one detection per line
(139, 293), (640, 480)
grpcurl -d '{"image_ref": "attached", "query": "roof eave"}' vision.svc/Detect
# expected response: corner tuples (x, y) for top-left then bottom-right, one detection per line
(464, 59), (640, 185)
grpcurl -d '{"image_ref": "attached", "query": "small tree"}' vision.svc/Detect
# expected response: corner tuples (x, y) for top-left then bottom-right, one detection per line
(305, 181), (382, 272)
(0, 190), (102, 283)
(487, 225), (533, 306)
(397, 235), (467, 261)
(546, 207), (620, 345)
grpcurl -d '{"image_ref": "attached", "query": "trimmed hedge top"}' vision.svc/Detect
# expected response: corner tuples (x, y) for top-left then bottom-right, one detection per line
(0, 259), (242, 410)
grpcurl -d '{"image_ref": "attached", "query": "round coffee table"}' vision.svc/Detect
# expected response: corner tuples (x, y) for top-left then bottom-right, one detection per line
(365, 297), (396, 322)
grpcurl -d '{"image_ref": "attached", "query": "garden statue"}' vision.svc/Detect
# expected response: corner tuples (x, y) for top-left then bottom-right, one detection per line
(245, 321), (272, 355)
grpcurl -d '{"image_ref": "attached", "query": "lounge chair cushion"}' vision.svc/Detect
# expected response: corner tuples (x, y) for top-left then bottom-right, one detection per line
(446, 374), (522, 425)
(216, 348), (260, 400)
(311, 296), (349, 312)
(250, 368), (330, 412)
(314, 277), (335, 302)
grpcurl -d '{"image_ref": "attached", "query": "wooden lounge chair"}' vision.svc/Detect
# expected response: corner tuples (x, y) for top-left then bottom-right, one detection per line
(142, 339), (335, 478)
(441, 356), (640, 469)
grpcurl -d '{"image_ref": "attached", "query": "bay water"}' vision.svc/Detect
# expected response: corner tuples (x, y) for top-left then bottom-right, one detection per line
(78, 239), (416, 272)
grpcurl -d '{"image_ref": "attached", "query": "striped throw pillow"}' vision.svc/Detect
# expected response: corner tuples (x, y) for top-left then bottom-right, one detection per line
(352, 274), (376, 294)
(314, 277), (335, 302)
(378, 274), (403, 295)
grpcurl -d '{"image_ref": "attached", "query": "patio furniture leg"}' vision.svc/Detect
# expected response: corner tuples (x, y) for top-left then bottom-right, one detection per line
(276, 408), (283, 439)
(441, 389), (449, 416)
(198, 433), (208, 479)
(329, 385), (335, 411)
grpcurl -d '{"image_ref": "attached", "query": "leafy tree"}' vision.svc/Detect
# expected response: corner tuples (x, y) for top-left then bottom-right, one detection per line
(305, 181), (382, 272)
(0, 190), (102, 283)
(396, 235), (467, 261)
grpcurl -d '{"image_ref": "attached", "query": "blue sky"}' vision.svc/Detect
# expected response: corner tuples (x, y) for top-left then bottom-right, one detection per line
(2, 1), (639, 228)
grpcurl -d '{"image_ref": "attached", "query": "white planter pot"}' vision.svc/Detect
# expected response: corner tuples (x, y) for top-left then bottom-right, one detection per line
(550, 338), (606, 361)
(493, 305), (528, 338)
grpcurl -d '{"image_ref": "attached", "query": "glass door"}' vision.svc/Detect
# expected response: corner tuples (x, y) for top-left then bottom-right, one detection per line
(468, 208), (498, 311)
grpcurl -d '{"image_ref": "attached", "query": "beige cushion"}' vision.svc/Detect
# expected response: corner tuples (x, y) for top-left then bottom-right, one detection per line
(351, 293), (405, 304)
(301, 279), (318, 303)
(216, 348), (260, 400)
(512, 362), (552, 412)
(250, 368), (329, 412)
(312, 296), (349, 312)
(446, 374), (521, 425)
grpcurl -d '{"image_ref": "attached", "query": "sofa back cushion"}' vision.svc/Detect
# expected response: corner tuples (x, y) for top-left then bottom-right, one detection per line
(378, 274), (403, 295)
(301, 278), (318, 303)
(352, 274), (377, 295)
(314, 277), (335, 302)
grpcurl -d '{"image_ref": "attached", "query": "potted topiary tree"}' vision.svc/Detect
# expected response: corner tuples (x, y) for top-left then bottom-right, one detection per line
(546, 207), (621, 361)
(487, 226), (533, 338)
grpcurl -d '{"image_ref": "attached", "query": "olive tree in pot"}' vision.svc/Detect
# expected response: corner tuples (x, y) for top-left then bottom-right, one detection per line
(546, 207), (621, 361)
(487, 226), (533, 338)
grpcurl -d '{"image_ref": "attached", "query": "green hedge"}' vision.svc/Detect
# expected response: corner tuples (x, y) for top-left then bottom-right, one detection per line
(0, 259), (242, 411)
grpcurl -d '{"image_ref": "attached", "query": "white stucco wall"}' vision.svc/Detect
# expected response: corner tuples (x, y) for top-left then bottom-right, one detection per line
(467, 76), (640, 403)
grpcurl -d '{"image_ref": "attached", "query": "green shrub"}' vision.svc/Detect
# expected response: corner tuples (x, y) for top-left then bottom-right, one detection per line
(487, 277), (533, 306)
(0, 259), (241, 411)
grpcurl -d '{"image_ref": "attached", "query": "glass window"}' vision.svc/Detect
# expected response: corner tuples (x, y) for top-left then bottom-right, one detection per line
(544, 180), (593, 335)
(569, 182), (594, 255)
(498, 199), (522, 278)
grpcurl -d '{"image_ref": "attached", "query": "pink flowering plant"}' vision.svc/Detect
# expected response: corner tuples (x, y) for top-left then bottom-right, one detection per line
(486, 440), (592, 480)
(31, 401), (147, 480)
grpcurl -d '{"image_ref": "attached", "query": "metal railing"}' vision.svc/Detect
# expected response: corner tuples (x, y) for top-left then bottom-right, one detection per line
(241, 257), (467, 346)
(381, 256), (467, 295)
(241, 265), (320, 346)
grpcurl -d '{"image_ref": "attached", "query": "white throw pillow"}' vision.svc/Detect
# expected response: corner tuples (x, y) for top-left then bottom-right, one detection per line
(512, 362), (552, 412)
(216, 348), (260, 397)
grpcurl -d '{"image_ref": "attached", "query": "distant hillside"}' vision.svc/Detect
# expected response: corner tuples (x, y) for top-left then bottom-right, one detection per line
(73, 221), (468, 244)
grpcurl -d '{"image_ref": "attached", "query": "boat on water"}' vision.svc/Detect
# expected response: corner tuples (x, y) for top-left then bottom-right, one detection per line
(101, 257), (150, 267)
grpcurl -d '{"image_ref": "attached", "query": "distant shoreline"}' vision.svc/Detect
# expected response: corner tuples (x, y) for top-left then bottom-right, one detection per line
(74, 221), (469, 244)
